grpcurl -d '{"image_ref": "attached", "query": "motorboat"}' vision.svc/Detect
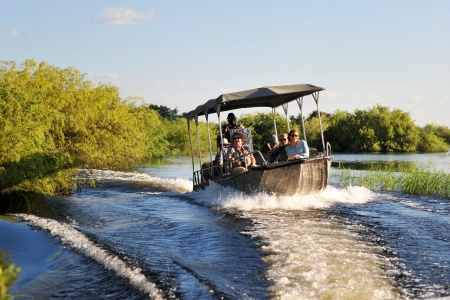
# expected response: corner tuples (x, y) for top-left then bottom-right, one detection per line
(184, 84), (331, 195)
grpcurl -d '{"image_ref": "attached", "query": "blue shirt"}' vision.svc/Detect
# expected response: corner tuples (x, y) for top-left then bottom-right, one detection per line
(285, 140), (309, 159)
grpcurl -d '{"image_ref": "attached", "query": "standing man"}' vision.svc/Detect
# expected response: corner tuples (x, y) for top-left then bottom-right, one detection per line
(222, 113), (243, 141)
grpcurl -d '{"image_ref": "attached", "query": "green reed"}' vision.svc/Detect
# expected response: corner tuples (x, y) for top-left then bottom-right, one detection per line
(338, 163), (450, 198)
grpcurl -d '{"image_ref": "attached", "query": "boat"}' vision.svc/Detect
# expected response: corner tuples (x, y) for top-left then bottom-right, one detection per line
(184, 83), (332, 195)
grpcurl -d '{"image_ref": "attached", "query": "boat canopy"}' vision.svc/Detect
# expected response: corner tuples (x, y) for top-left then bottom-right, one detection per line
(185, 84), (324, 119)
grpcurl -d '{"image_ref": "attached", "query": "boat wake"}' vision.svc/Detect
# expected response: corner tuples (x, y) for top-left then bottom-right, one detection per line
(186, 183), (376, 211)
(185, 183), (400, 299)
(13, 214), (163, 300)
(77, 169), (193, 194)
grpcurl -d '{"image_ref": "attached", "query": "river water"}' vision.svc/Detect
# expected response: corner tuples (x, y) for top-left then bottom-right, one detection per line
(1, 153), (449, 299)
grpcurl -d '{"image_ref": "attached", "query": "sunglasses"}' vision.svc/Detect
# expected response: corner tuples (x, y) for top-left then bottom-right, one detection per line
(290, 134), (298, 137)
(280, 138), (287, 141)
(233, 137), (242, 140)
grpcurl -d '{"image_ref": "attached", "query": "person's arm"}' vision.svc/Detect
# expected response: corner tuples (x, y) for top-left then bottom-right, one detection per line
(303, 140), (309, 157)
(250, 154), (256, 167)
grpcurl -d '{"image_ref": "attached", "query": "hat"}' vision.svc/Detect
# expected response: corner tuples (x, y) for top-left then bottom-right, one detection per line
(267, 134), (278, 145)
(217, 135), (230, 146)
(227, 113), (236, 121)
(231, 132), (246, 144)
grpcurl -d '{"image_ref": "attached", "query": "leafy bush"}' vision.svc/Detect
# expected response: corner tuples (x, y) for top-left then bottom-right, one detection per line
(0, 251), (21, 300)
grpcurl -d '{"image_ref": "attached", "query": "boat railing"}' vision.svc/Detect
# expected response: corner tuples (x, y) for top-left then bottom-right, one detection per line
(326, 142), (331, 157)
(193, 151), (263, 187)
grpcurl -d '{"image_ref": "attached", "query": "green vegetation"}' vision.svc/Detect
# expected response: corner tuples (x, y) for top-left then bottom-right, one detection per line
(0, 59), (213, 195)
(321, 105), (449, 152)
(0, 251), (21, 300)
(338, 165), (450, 198)
(1, 59), (449, 196)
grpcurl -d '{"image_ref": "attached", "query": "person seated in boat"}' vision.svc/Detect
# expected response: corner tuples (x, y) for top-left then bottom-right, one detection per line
(260, 134), (278, 162)
(285, 129), (309, 160)
(270, 132), (289, 162)
(227, 132), (256, 174)
(222, 112), (243, 140)
(214, 135), (231, 176)
(215, 135), (231, 166)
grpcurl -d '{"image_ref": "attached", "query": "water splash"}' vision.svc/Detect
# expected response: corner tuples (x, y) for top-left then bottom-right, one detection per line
(187, 184), (400, 299)
(77, 169), (193, 193)
(188, 184), (376, 211)
(14, 214), (163, 300)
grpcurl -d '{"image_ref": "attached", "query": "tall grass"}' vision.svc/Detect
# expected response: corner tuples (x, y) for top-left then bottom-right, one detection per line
(338, 164), (450, 198)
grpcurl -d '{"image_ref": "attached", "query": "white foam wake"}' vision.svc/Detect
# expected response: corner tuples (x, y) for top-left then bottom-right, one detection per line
(77, 169), (193, 193)
(14, 214), (163, 300)
(189, 184), (376, 211)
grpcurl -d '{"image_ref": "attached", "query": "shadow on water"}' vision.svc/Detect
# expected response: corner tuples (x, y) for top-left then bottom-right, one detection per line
(0, 192), (67, 220)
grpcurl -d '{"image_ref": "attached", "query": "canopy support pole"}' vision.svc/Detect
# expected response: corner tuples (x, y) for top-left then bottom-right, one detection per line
(282, 103), (290, 132)
(194, 115), (202, 168)
(204, 111), (213, 163)
(187, 118), (195, 176)
(313, 92), (326, 152)
(272, 107), (278, 137)
(216, 104), (223, 151)
(296, 97), (306, 141)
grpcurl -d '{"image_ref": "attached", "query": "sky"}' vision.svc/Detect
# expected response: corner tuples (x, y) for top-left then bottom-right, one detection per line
(2, 0), (449, 127)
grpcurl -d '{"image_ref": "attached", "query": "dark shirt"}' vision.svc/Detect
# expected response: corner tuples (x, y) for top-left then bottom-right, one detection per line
(259, 143), (272, 162)
(270, 145), (287, 162)
(222, 123), (243, 140)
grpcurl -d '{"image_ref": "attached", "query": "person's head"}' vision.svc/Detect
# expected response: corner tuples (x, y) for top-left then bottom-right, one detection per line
(231, 132), (246, 147)
(266, 134), (278, 147)
(222, 138), (230, 147)
(227, 113), (237, 126)
(279, 133), (288, 145)
(288, 130), (299, 143)
(217, 135), (230, 148)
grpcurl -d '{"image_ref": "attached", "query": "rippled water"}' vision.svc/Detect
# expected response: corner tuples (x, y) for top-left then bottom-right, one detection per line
(1, 153), (449, 299)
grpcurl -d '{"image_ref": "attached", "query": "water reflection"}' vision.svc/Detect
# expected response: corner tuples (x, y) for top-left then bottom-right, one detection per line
(332, 152), (450, 173)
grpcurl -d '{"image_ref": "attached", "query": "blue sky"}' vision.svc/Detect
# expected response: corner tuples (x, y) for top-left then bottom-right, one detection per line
(2, 1), (449, 127)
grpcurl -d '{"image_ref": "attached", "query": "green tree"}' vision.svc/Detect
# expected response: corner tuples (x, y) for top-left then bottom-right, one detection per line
(324, 105), (423, 153)
(149, 104), (179, 120)
(238, 112), (289, 148)
(423, 124), (450, 146)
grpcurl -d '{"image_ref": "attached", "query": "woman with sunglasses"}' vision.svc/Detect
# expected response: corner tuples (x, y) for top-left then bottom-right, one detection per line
(227, 132), (256, 174)
(285, 129), (309, 160)
(270, 132), (289, 162)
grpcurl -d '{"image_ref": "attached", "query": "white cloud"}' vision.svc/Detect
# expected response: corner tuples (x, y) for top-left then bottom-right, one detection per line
(86, 72), (120, 80)
(100, 8), (155, 25)
(9, 29), (19, 36)
(28, 32), (38, 39)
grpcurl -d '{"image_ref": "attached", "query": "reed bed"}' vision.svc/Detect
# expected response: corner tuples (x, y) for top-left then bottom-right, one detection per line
(338, 164), (450, 198)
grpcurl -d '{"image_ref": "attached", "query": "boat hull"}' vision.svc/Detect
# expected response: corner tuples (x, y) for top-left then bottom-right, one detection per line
(196, 157), (331, 195)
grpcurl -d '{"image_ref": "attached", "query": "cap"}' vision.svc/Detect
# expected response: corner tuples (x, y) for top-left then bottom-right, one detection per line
(227, 113), (236, 121)
(267, 134), (278, 145)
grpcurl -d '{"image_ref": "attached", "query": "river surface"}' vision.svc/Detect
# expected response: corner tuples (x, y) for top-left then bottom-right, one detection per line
(1, 153), (449, 299)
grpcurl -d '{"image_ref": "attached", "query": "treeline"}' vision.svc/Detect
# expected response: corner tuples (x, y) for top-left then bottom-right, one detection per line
(1, 60), (449, 195)
(306, 106), (450, 152)
(238, 107), (450, 153)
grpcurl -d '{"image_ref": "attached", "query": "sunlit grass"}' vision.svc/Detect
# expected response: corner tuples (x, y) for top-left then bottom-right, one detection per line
(338, 164), (450, 198)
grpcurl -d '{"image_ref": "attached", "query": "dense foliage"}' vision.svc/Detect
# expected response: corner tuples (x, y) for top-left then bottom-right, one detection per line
(0, 60), (210, 195)
(1, 60), (448, 195)
(310, 105), (448, 153)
